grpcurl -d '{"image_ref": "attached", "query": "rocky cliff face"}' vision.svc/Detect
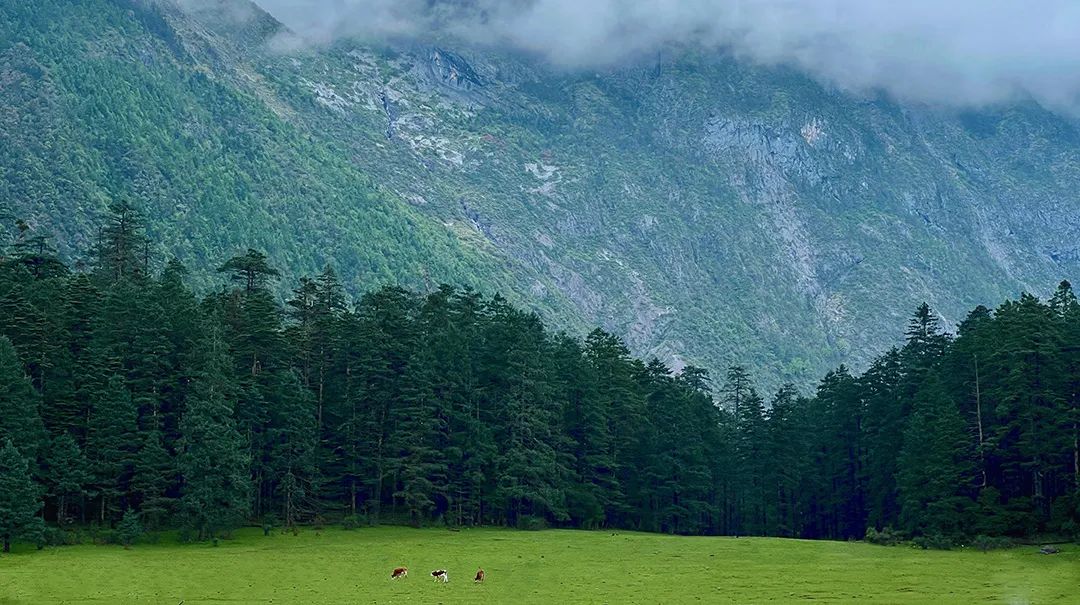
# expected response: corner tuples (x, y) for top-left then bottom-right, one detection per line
(4, 0), (1079, 388)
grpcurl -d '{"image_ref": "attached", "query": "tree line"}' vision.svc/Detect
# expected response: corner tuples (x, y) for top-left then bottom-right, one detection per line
(0, 202), (1077, 551)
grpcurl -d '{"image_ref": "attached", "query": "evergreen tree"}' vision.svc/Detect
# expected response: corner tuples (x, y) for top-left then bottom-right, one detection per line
(897, 376), (974, 537)
(387, 294), (455, 526)
(264, 370), (318, 527)
(734, 385), (767, 534)
(557, 334), (613, 529)
(812, 366), (865, 539)
(720, 365), (754, 417)
(59, 274), (104, 440)
(389, 369), (447, 527)
(223, 288), (282, 379)
(284, 267), (347, 509)
(860, 350), (905, 530)
(990, 294), (1068, 525)
(235, 383), (272, 518)
(583, 329), (645, 525)
(116, 508), (142, 548)
(676, 366), (725, 534)
(489, 302), (567, 527)
(0, 336), (46, 459)
(8, 233), (68, 281)
(903, 303), (951, 369)
(432, 287), (495, 527)
(44, 433), (89, 526)
(0, 439), (42, 553)
(1050, 282), (1080, 510)
(85, 375), (138, 522)
(93, 275), (168, 420)
(178, 327), (251, 540)
(154, 259), (203, 444)
(326, 308), (367, 518)
(944, 306), (996, 493)
(131, 423), (175, 529)
(640, 360), (716, 534)
(348, 286), (419, 522)
(218, 249), (279, 293)
(765, 384), (811, 537)
(94, 200), (149, 282)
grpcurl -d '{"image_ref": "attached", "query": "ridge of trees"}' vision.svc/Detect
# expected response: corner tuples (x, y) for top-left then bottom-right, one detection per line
(0, 202), (1077, 549)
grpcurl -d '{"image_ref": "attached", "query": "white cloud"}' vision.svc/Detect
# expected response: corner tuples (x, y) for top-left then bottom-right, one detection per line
(248, 0), (1080, 112)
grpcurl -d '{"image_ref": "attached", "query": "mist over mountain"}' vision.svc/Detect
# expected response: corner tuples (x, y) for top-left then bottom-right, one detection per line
(2, 0), (1078, 388)
(252, 0), (1080, 114)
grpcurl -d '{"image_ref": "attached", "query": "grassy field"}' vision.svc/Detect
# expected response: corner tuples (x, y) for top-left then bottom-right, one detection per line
(0, 527), (1077, 604)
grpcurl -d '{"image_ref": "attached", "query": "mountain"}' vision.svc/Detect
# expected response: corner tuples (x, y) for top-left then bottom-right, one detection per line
(3, 0), (1078, 387)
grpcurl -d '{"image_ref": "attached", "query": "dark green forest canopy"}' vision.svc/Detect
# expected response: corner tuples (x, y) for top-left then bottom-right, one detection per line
(0, 204), (1077, 548)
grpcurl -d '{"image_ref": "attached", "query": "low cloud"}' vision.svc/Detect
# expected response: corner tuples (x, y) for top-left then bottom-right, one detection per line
(249, 0), (1080, 113)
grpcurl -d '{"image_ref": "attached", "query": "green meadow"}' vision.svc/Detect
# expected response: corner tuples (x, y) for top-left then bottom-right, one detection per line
(0, 527), (1076, 604)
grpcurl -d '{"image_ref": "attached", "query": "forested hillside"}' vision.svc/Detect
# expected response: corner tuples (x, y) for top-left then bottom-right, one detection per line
(0, 0), (517, 298)
(3, 0), (1079, 388)
(0, 203), (1076, 551)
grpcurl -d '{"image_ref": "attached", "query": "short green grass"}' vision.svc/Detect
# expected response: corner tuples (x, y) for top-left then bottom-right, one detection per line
(1, 527), (1077, 604)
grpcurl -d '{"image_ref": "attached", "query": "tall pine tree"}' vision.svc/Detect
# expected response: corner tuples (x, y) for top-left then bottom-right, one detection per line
(178, 326), (251, 540)
(0, 439), (42, 553)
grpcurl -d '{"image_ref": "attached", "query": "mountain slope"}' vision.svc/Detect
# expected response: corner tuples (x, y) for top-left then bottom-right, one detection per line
(3, 0), (1078, 387)
(0, 0), (516, 294)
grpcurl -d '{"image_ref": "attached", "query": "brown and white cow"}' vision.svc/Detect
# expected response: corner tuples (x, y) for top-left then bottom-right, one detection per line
(474, 568), (485, 583)
(431, 569), (449, 583)
(391, 567), (408, 579)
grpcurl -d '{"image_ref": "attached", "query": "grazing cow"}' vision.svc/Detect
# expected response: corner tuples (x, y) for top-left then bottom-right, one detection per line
(474, 568), (485, 583)
(431, 569), (449, 583)
(391, 567), (408, 579)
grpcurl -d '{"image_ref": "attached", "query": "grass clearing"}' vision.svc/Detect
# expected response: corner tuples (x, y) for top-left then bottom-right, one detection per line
(0, 527), (1077, 603)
